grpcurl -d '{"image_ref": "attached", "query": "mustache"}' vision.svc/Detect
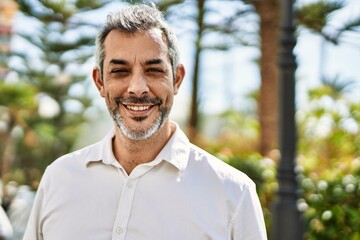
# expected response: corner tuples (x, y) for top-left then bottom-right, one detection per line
(114, 96), (162, 105)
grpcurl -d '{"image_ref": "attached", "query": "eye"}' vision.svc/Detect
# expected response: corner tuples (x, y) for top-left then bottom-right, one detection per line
(110, 68), (131, 78)
(146, 68), (164, 73)
(111, 68), (129, 73)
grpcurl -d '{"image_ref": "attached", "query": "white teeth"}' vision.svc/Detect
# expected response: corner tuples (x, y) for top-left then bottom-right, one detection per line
(126, 105), (150, 111)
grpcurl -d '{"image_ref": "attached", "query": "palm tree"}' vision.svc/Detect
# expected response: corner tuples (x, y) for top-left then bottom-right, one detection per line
(246, 0), (281, 156)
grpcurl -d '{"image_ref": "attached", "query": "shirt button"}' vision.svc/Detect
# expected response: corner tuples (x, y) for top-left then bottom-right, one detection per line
(127, 182), (133, 188)
(116, 227), (124, 234)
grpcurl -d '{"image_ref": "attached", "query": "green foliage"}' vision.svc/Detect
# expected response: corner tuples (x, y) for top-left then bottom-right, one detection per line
(297, 0), (360, 44)
(218, 143), (360, 239)
(308, 76), (355, 101)
(297, 82), (360, 237)
(156, 0), (184, 12)
(0, 82), (38, 132)
(297, 0), (343, 33)
(17, 0), (107, 23)
(301, 161), (360, 240)
(298, 76), (360, 170)
(0, 82), (37, 110)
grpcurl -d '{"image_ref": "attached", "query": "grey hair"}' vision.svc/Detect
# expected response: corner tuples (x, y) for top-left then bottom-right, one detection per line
(95, 4), (180, 79)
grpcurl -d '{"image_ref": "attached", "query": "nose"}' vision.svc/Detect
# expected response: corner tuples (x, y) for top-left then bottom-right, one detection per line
(127, 73), (149, 96)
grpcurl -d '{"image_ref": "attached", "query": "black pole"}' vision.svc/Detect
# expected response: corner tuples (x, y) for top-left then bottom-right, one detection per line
(271, 0), (304, 239)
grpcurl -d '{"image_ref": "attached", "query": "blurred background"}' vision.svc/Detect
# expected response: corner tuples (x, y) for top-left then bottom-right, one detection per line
(0, 0), (359, 239)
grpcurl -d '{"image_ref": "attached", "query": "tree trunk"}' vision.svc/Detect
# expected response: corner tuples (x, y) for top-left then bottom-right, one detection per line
(188, 0), (205, 141)
(253, 0), (280, 156)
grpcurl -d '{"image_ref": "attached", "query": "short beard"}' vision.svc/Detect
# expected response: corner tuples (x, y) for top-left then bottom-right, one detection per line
(108, 96), (169, 140)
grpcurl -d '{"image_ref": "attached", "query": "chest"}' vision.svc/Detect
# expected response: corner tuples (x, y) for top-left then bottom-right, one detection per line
(40, 164), (233, 240)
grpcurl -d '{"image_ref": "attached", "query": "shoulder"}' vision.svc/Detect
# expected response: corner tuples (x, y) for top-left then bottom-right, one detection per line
(54, 142), (100, 167)
(37, 141), (103, 195)
(43, 140), (102, 180)
(185, 144), (260, 218)
(188, 144), (255, 190)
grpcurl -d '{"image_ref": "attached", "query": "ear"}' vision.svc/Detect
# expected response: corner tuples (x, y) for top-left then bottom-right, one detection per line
(93, 67), (105, 98)
(173, 64), (185, 95)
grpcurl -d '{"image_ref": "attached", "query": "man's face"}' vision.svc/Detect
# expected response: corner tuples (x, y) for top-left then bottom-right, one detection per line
(93, 29), (184, 140)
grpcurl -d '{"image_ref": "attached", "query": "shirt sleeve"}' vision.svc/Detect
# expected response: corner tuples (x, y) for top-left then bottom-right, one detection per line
(230, 182), (268, 240)
(0, 206), (13, 240)
(23, 168), (50, 240)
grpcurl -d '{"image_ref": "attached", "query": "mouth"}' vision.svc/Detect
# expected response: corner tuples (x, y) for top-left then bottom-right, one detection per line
(122, 104), (157, 122)
(122, 104), (158, 119)
(125, 104), (153, 111)
(114, 96), (162, 118)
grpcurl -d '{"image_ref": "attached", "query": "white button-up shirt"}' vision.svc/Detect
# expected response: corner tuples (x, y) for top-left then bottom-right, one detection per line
(24, 124), (267, 240)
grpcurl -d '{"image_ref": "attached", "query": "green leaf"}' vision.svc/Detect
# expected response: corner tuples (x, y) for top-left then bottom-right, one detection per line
(0, 82), (38, 109)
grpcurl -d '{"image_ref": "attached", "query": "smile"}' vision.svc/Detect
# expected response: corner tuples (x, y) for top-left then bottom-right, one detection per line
(125, 105), (152, 111)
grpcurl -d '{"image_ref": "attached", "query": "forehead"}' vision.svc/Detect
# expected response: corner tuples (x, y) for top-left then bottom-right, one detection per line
(103, 29), (169, 64)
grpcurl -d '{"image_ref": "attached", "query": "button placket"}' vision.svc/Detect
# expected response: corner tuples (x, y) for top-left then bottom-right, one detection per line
(115, 227), (124, 234)
(127, 182), (133, 188)
(111, 164), (159, 240)
(111, 178), (138, 240)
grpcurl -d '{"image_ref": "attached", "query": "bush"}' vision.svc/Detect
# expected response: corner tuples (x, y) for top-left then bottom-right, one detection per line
(301, 159), (360, 240)
(222, 154), (360, 239)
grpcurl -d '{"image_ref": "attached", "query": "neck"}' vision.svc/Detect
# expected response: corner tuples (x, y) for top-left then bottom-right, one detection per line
(112, 121), (175, 175)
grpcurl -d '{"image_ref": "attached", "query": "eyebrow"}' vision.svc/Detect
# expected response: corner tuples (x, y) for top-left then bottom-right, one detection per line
(109, 59), (128, 65)
(145, 59), (163, 65)
(109, 58), (164, 66)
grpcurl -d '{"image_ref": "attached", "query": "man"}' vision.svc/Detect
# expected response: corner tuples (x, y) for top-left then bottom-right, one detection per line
(24, 4), (267, 240)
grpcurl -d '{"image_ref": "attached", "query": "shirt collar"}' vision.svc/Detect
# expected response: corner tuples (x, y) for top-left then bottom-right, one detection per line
(84, 122), (190, 172)
(153, 122), (190, 172)
(84, 128), (119, 167)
